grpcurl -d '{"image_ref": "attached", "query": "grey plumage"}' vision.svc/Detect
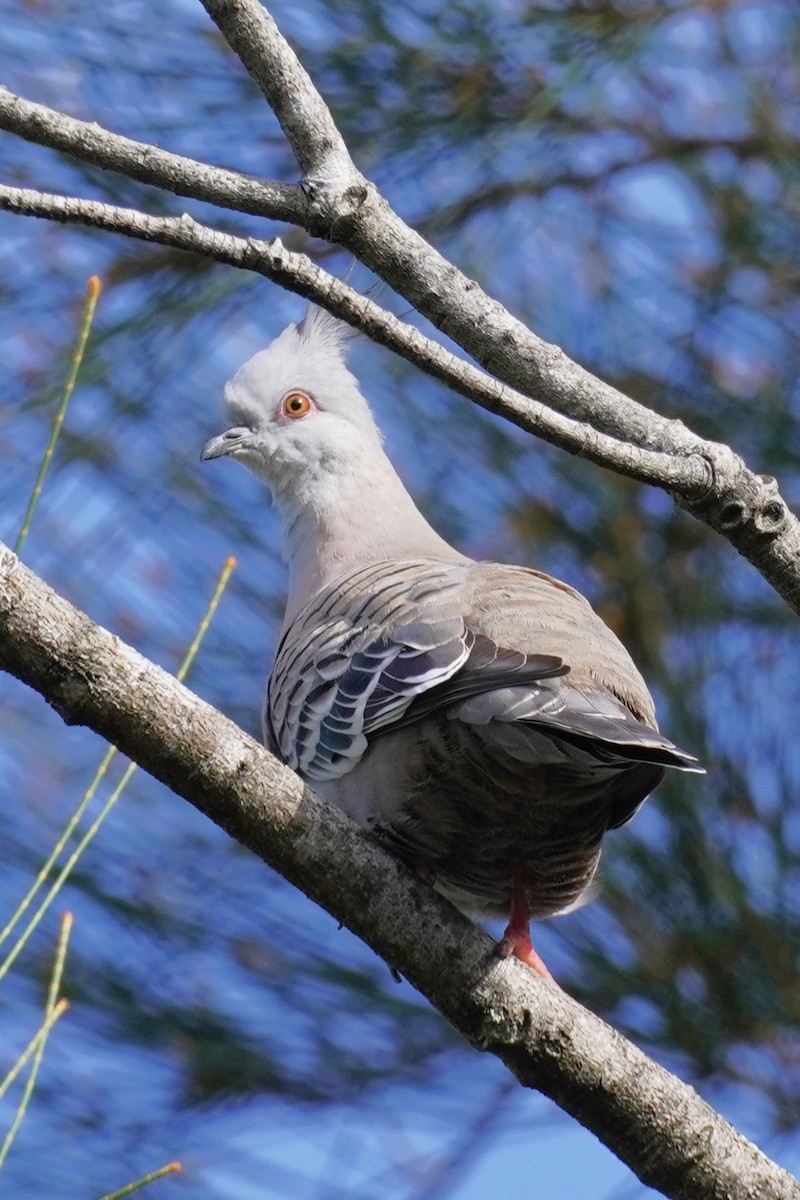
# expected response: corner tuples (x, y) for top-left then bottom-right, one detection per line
(202, 306), (702, 964)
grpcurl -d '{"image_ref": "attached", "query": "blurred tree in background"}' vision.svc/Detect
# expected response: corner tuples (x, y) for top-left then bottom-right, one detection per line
(1, 1), (799, 1196)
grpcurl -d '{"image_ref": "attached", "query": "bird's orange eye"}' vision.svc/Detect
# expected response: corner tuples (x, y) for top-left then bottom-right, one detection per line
(281, 391), (314, 419)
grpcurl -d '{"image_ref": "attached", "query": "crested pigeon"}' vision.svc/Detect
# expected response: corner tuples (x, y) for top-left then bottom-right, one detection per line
(202, 306), (702, 980)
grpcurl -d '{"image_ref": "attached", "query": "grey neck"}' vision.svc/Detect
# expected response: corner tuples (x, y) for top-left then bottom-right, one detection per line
(275, 448), (464, 625)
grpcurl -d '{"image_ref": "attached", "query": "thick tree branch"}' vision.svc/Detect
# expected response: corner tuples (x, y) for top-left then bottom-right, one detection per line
(195, 0), (800, 616)
(198, 0), (354, 181)
(0, 540), (797, 1200)
(2, 10), (797, 1197)
(198, 1), (687, 447)
(0, 85), (302, 225)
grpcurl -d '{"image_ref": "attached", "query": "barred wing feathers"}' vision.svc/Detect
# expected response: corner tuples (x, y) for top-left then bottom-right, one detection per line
(265, 559), (701, 788)
(265, 560), (564, 781)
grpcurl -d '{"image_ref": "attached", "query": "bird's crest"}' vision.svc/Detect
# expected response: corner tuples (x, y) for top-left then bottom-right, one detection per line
(296, 304), (358, 361)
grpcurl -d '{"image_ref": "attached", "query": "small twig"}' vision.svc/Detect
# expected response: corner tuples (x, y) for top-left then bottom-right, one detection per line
(0, 913), (72, 1169)
(0, 556), (236, 986)
(0, 998), (69, 1102)
(96, 1162), (182, 1200)
(15, 275), (101, 555)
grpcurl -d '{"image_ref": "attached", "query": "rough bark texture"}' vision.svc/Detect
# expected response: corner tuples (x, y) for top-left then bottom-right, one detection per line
(1, 543), (798, 1200)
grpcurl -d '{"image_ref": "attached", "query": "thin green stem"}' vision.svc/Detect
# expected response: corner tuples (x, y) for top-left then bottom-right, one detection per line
(0, 745), (117, 948)
(15, 275), (102, 557)
(0, 914), (72, 1169)
(44, 912), (71, 1012)
(176, 554), (237, 683)
(96, 1161), (182, 1200)
(0, 774), (133, 987)
(0, 557), (237, 986)
(0, 998), (69, 1102)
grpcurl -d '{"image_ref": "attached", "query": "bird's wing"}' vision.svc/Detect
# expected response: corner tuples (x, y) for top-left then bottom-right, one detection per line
(266, 558), (702, 786)
(451, 674), (701, 769)
(265, 559), (564, 781)
(452, 562), (702, 777)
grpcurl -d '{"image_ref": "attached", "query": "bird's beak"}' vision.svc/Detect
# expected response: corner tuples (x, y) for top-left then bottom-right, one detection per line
(200, 427), (252, 462)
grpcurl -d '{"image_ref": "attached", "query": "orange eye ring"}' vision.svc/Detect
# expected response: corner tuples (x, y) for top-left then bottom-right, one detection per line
(281, 390), (314, 419)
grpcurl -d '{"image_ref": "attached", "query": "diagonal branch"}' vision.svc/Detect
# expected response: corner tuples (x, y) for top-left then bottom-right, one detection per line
(0, 181), (711, 495)
(0, 538), (798, 1200)
(4, 176), (800, 616)
(0, 85), (301, 224)
(198, 0), (685, 450)
(2, 6), (800, 612)
(194, 0), (800, 617)
(198, 0), (354, 181)
(0, 9), (796, 1198)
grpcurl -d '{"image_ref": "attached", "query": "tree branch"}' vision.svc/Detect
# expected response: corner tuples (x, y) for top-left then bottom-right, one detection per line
(2, 10), (797, 1197)
(0, 181), (712, 495)
(197, 1), (685, 446)
(0, 85), (302, 225)
(6, 172), (800, 614)
(198, 0), (354, 182)
(0, 540), (797, 1200)
(4, 173), (800, 616)
(194, 0), (800, 616)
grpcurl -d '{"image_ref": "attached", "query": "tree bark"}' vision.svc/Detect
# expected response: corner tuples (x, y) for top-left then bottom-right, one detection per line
(0, 542), (798, 1200)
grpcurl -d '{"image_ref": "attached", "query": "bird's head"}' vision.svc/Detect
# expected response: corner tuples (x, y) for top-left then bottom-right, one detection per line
(201, 306), (382, 502)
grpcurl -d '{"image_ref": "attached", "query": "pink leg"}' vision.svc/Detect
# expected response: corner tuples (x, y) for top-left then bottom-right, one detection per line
(498, 871), (558, 986)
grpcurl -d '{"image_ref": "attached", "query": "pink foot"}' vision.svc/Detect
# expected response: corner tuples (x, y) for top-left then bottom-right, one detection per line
(498, 871), (558, 986)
